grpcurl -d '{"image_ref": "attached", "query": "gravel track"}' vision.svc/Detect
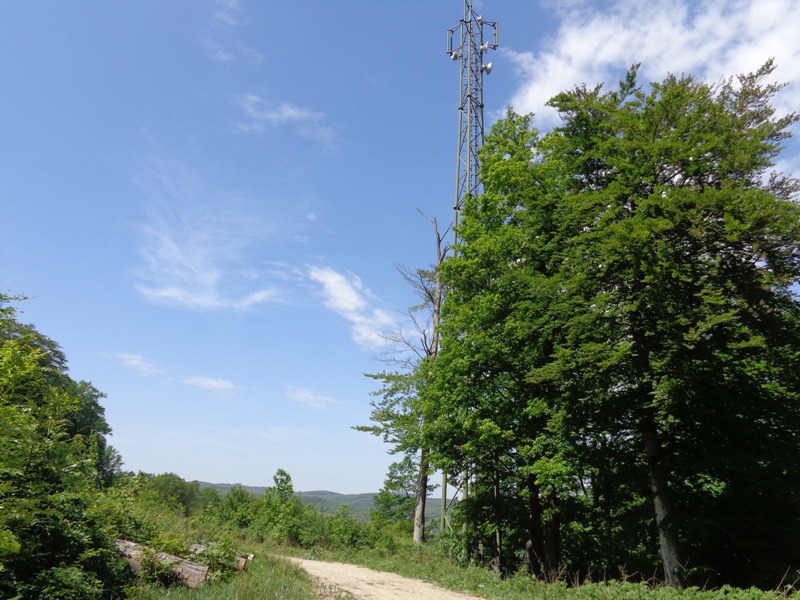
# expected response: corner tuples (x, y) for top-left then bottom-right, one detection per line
(286, 557), (480, 600)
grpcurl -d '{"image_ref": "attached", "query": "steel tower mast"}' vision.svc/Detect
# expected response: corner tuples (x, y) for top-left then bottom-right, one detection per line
(447, 0), (498, 243)
(441, 1), (498, 533)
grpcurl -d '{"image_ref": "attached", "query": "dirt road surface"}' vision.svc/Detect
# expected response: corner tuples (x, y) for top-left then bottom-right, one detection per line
(286, 557), (480, 600)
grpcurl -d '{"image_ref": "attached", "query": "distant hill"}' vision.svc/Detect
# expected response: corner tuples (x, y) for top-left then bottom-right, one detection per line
(197, 481), (270, 498)
(196, 482), (444, 524)
(299, 491), (376, 521)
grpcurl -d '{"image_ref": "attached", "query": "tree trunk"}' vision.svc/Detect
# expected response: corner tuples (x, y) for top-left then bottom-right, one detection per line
(413, 448), (429, 544)
(543, 492), (561, 577)
(632, 322), (682, 587)
(525, 474), (544, 578)
(645, 433), (682, 587)
(493, 465), (502, 566)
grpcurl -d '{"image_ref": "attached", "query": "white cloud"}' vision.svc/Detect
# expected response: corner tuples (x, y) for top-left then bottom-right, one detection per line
(134, 152), (283, 311)
(109, 352), (165, 376)
(200, 38), (262, 64)
(503, 0), (800, 131)
(307, 265), (396, 350)
(214, 0), (243, 26)
(200, 0), (263, 64)
(214, 10), (241, 27)
(108, 351), (237, 393)
(179, 376), (237, 392)
(286, 386), (336, 410)
(201, 39), (235, 63)
(237, 95), (336, 148)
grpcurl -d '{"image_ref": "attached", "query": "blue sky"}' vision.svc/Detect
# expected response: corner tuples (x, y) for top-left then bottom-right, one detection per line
(1, 0), (798, 494)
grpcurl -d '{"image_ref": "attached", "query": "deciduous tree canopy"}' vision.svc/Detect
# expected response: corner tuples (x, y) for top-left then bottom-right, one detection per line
(0, 294), (129, 597)
(420, 61), (800, 588)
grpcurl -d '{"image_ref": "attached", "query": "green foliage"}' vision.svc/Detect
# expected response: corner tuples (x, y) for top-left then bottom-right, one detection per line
(26, 566), (104, 600)
(138, 547), (183, 588)
(192, 538), (240, 581)
(250, 469), (304, 544)
(421, 61), (800, 589)
(211, 484), (254, 529)
(293, 503), (330, 548)
(371, 489), (414, 532)
(298, 491), (375, 521)
(327, 504), (377, 550)
(142, 472), (202, 516)
(133, 552), (323, 600)
(293, 537), (792, 600)
(0, 296), (132, 598)
(358, 370), (427, 454)
(369, 456), (422, 531)
(0, 297), (383, 597)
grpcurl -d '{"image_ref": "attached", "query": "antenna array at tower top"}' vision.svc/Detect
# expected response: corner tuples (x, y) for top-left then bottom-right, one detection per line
(447, 0), (498, 244)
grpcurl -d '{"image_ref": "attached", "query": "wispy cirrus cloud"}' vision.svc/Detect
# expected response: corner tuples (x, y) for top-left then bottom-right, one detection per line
(286, 386), (336, 410)
(109, 352), (165, 376)
(200, 38), (262, 64)
(505, 0), (800, 131)
(179, 376), (237, 392)
(307, 266), (396, 350)
(214, 0), (243, 27)
(108, 351), (238, 394)
(134, 152), (283, 312)
(199, 0), (262, 64)
(236, 95), (336, 148)
(201, 39), (235, 62)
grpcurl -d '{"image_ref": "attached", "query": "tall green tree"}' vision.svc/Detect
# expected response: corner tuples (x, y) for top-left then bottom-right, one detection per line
(425, 110), (569, 575)
(0, 294), (129, 597)
(429, 61), (800, 588)
(359, 215), (448, 544)
(542, 60), (800, 587)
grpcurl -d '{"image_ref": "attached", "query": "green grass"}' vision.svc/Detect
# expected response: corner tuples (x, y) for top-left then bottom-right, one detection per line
(131, 548), (353, 600)
(128, 536), (795, 600)
(274, 540), (793, 600)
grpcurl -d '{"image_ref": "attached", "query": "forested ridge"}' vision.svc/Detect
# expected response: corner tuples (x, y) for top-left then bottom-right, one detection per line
(2, 61), (800, 598)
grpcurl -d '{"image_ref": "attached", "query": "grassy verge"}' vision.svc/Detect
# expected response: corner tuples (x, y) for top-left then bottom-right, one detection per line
(129, 534), (794, 600)
(275, 540), (792, 600)
(131, 547), (353, 600)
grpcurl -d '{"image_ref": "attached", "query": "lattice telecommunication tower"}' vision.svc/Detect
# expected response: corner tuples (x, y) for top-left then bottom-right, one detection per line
(447, 0), (498, 242)
(440, 2), (498, 532)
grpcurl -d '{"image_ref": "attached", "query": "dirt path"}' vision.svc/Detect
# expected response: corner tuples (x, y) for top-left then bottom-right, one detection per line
(285, 557), (480, 600)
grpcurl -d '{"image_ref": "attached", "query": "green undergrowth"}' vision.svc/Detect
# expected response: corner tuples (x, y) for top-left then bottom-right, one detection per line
(132, 549), (351, 600)
(277, 538), (794, 600)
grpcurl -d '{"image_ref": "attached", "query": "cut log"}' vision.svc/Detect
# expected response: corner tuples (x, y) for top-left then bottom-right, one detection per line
(114, 539), (209, 589)
(237, 553), (256, 571)
(189, 542), (255, 571)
